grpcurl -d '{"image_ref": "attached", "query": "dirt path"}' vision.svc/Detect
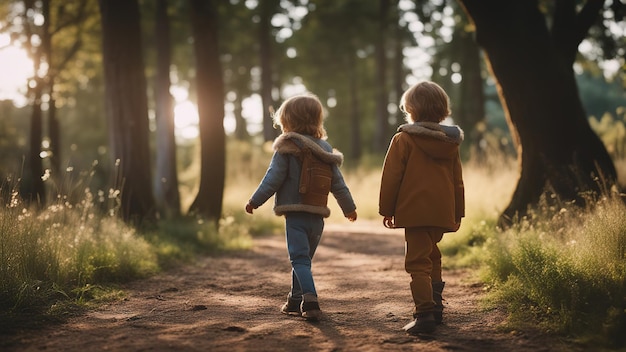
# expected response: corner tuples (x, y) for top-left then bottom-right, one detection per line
(6, 222), (581, 352)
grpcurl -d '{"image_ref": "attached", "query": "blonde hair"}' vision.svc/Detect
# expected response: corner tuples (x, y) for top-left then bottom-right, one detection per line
(399, 81), (451, 123)
(273, 93), (327, 139)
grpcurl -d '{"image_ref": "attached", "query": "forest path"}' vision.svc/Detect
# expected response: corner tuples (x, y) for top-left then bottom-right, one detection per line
(6, 221), (580, 351)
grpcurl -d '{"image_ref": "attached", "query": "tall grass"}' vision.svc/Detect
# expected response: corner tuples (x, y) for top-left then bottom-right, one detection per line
(0, 165), (254, 322)
(481, 195), (626, 347)
(0, 184), (157, 313)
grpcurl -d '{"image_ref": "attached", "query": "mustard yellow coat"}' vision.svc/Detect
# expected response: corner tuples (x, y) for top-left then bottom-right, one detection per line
(379, 122), (465, 231)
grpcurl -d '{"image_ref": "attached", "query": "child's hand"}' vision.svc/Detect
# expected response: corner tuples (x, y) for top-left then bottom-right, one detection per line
(245, 203), (254, 214)
(345, 211), (357, 222)
(383, 216), (395, 229)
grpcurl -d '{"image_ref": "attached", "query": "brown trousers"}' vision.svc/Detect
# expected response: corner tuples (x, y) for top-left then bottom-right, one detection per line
(404, 227), (444, 313)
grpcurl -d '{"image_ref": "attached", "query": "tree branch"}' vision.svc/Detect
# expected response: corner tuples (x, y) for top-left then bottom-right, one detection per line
(574, 0), (604, 45)
(552, 0), (603, 65)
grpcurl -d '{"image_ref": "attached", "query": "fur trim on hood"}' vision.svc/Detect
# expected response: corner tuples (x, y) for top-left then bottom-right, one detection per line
(273, 132), (344, 166)
(398, 122), (464, 145)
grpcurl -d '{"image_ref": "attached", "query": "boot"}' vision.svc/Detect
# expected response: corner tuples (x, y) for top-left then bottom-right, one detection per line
(301, 293), (322, 321)
(432, 281), (445, 324)
(403, 312), (436, 335)
(281, 293), (302, 316)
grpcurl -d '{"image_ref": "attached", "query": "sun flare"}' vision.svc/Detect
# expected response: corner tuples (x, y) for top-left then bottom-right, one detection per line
(0, 34), (33, 106)
(174, 100), (200, 141)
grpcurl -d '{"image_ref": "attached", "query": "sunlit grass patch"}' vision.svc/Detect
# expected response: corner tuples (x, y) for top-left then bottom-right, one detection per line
(0, 162), (261, 323)
(482, 195), (626, 348)
(0, 193), (158, 313)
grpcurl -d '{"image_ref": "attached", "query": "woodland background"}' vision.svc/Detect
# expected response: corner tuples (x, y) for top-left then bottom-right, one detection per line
(1, 0), (626, 348)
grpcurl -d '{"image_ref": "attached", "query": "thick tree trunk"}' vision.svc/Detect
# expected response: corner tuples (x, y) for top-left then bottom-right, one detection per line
(99, 0), (156, 224)
(458, 0), (618, 227)
(188, 0), (225, 222)
(154, 0), (181, 219)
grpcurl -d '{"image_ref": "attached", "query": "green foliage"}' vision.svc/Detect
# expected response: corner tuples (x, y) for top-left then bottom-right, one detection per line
(482, 196), (626, 348)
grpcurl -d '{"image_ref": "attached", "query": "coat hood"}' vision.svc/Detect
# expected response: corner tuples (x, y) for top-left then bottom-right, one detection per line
(398, 122), (464, 160)
(273, 132), (344, 166)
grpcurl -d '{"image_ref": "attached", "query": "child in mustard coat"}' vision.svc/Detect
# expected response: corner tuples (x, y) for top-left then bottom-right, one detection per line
(379, 81), (465, 334)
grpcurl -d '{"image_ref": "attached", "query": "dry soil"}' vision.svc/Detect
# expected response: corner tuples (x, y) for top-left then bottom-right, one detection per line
(4, 221), (583, 351)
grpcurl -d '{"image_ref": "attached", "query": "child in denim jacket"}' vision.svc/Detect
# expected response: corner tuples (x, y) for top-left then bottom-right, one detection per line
(246, 93), (357, 320)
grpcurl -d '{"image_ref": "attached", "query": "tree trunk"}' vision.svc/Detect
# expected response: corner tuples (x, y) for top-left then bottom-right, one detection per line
(458, 0), (618, 227)
(23, 0), (45, 206)
(41, 0), (61, 181)
(98, 0), (156, 224)
(348, 53), (362, 161)
(234, 96), (249, 140)
(392, 11), (406, 126)
(154, 0), (181, 219)
(27, 83), (45, 206)
(48, 97), (60, 175)
(188, 0), (225, 222)
(373, 0), (391, 153)
(259, 0), (279, 142)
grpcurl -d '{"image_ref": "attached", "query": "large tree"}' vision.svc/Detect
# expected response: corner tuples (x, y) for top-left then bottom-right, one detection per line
(458, 0), (622, 227)
(98, 0), (156, 224)
(188, 0), (226, 222)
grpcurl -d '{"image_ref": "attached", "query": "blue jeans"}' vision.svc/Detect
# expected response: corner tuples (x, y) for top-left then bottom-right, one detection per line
(285, 212), (324, 300)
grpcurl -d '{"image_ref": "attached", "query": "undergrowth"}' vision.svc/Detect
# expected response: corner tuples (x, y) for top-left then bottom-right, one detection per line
(481, 195), (626, 349)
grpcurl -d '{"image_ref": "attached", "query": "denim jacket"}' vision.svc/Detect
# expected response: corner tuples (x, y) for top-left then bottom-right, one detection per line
(249, 132), (356, 218)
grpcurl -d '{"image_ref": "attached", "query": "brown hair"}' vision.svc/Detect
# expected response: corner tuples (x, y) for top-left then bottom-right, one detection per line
(399, 81), (451, 123)
(273, 93), (327, 139)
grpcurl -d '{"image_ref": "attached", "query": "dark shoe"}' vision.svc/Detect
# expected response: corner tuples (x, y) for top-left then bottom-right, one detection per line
(433, 281), (445, 324)
(403, 312), (436, 335)
(301, 293), (322, 321)
(281, 297), (302, 316)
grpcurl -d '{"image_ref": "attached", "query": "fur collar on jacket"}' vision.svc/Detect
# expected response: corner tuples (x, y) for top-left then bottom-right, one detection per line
(273, 132), (344, 166)
(398, 122), (464, 145)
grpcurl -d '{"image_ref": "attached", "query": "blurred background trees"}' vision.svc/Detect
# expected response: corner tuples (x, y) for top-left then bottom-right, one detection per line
(0, 0), (624, 225)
